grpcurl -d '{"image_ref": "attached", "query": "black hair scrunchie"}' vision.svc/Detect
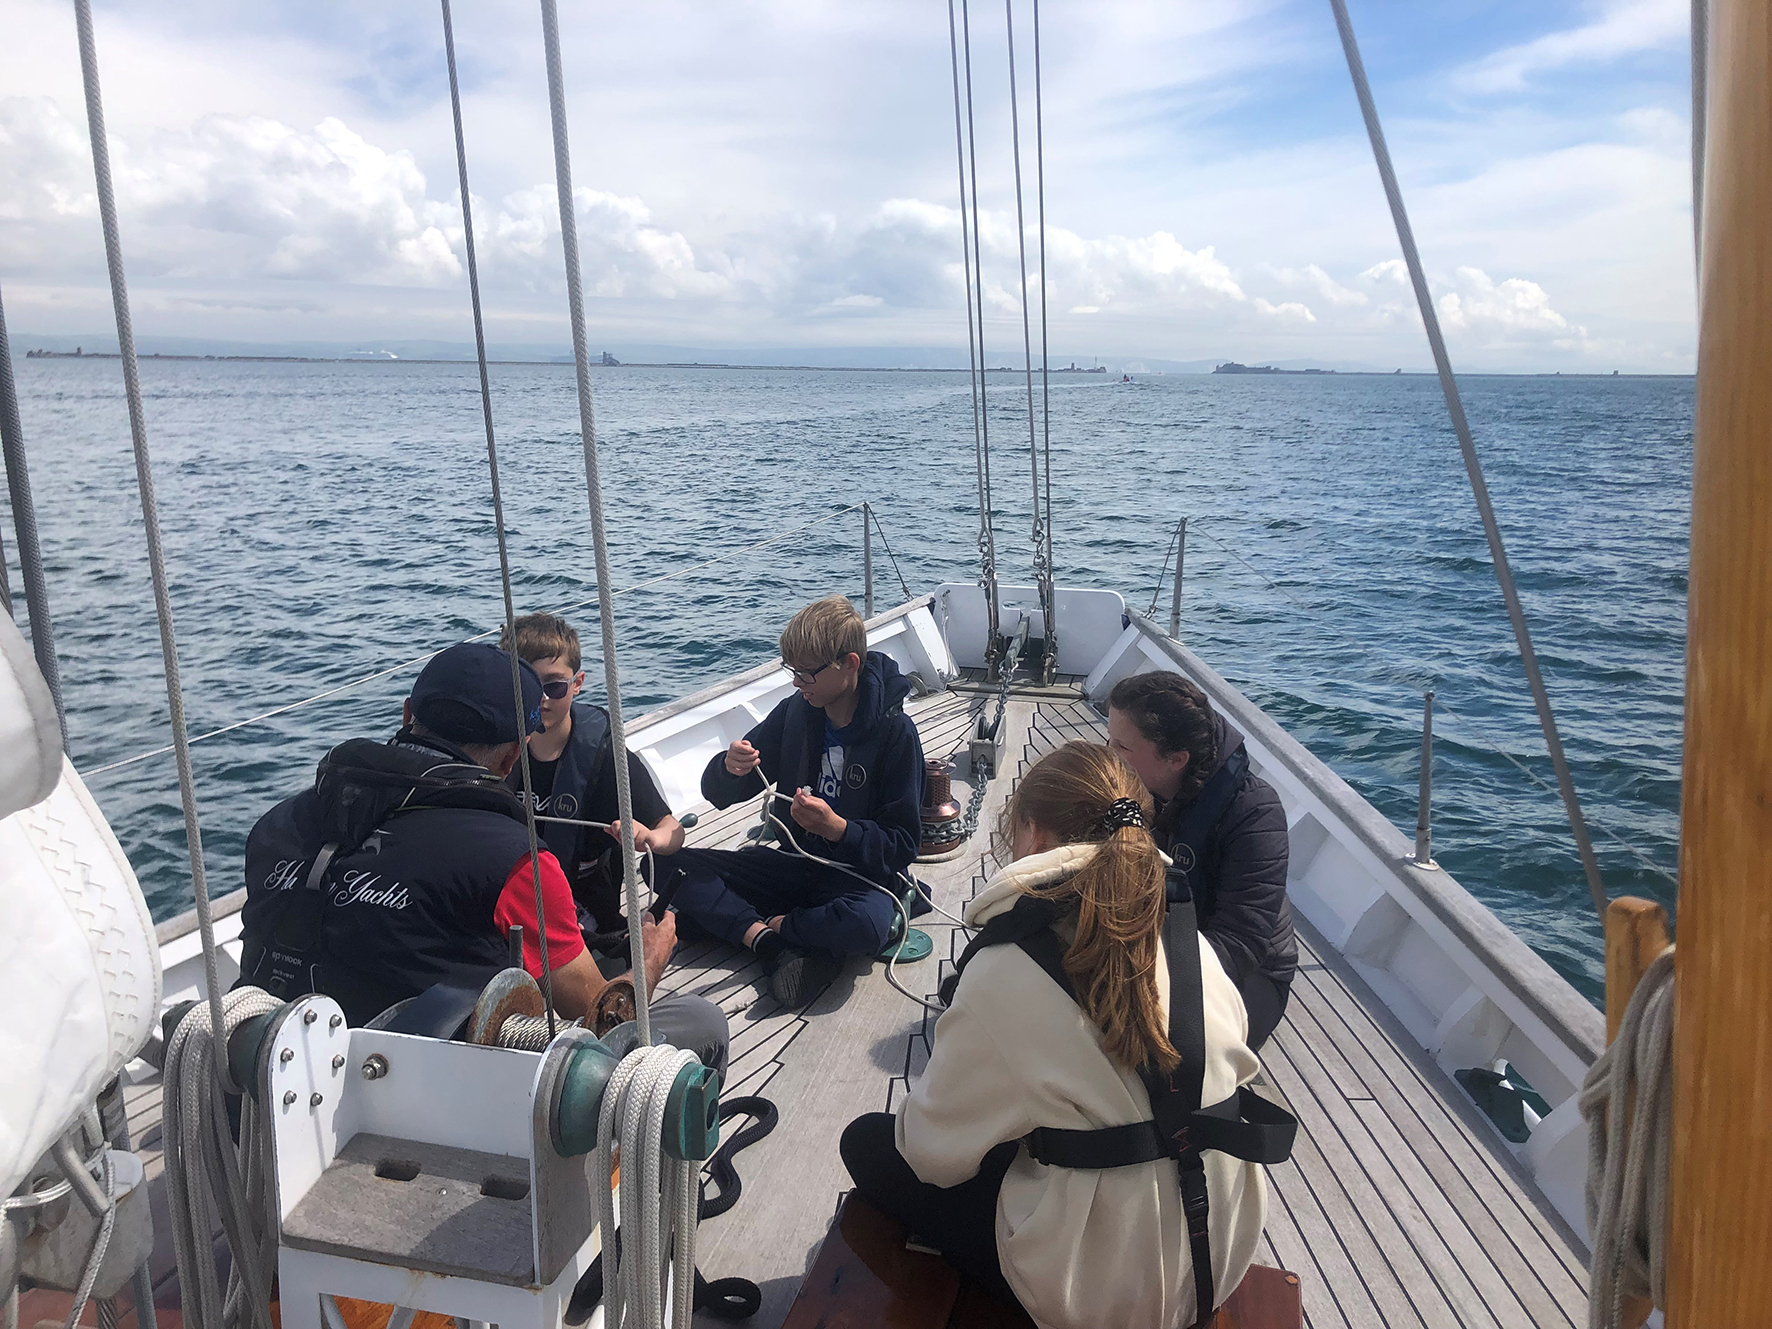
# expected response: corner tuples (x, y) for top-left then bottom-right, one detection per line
(1101, 796), (1147, 831)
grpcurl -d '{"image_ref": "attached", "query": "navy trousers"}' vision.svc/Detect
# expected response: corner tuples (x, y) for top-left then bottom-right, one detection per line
(671, 845), (897, 958)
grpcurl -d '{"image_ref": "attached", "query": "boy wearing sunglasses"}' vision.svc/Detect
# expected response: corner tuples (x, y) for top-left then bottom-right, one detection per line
(500, 613), (684, 937)
(673, 596), (926, 1004)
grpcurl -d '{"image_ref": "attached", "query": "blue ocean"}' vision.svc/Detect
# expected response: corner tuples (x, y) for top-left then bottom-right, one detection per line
(3, 358), (1690, 1003)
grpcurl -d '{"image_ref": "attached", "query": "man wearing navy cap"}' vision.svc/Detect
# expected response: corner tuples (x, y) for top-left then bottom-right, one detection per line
(238, 643), (726, 1070)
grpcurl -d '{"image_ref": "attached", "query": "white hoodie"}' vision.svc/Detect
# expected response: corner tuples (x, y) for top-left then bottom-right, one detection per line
(896, 843), (1267, 1329)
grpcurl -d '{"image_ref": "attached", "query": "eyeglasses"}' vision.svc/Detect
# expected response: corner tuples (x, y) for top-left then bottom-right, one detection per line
(784, 660), (837, 686)
(540, 679), (573, 700)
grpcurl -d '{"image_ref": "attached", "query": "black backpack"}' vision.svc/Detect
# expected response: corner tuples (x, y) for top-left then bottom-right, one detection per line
(940, 869), (1297, 1328)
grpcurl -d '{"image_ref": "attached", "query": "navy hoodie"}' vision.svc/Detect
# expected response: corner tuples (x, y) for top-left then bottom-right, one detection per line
(701, 650), (925, 883)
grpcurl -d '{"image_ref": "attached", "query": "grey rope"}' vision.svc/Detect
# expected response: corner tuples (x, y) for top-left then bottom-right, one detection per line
(0, 280), (68, 745)
(869, 507), (913, 603)
(947, 0), (996, 647)
(1031, 0), (1057, 682)
(1580, 947), (1674, 1326)
(1328, 0), (1607, 920)
(958, 0), (1003, 671)
(1002, 0), (1049, 669)
(442, 0), (556, 1034)
(73, 0), (231, 1058)
(80, 502), (865, 780)
(539, 0), (651, 1046)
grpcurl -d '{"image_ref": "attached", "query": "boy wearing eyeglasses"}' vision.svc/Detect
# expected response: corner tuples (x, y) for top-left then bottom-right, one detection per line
(500, 613), (684, 937)
(673, 595), (926, 1004)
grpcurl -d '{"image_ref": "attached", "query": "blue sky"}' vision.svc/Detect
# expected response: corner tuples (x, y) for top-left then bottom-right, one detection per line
(0, 0), (1697, 370)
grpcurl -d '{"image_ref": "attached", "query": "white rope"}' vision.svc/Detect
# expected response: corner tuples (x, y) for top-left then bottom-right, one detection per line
(72, 0), (231, 1077)
(594, 1045), (701, 1329)
(1579, 947), (1674, 1327)
(750, 784), (956, 1014)
(162, 988), (283, 1329)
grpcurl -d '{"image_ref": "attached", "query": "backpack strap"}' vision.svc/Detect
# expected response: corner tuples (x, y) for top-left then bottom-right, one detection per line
(1155, 872), (1214, 1327)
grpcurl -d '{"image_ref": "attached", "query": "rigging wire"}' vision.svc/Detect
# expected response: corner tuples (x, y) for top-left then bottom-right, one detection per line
(79, 502), (869, 779)
(71, 0), (232, 1090)
(869, 506), (914, 603)
(1327, 0), (1608, 920)
(1002, 0), (1050, 676)
(1181, 517), (1677, 890)
(1031, 0), (1057, 681)
(1145, 516), (1186, 617)
(958, 0), (1003, 669)
(442, 0), (555, 1033)
(539, 0), (652, 1046)
(946, 0), (996, 642)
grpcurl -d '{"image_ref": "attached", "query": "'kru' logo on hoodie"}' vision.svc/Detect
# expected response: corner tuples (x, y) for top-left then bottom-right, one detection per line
(332, 869), (411, 911)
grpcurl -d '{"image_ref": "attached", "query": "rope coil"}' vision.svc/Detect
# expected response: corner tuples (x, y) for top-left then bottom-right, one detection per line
(1580, 947), (1674, 1328)
(162, 988), (283, 1329)
(594, 1045), (702, 1329)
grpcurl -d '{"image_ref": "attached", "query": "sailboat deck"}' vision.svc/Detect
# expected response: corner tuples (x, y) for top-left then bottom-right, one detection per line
(117, 681), (1590, 1329)
(654, 683), (1591, 1328)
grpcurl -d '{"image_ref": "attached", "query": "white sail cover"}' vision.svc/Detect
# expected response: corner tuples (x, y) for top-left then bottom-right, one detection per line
(0, 614), (161, 1198)
(0, 611), (60, 820)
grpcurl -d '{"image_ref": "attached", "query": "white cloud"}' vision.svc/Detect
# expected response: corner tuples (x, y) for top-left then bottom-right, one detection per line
(1455, 0), (1688, 94)
(1437, 266), (1572, 337)
(1253, 297), (1316, 323)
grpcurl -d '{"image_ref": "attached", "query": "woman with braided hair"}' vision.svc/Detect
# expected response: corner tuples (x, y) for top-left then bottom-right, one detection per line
(840, 742), (1266, 1329)
(1107, 670), (1297, 1050)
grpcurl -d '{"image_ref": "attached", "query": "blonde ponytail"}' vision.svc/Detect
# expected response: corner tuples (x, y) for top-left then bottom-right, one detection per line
(1002, 742), (1178, 1073)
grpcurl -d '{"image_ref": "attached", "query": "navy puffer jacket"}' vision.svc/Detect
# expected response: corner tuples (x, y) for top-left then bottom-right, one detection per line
(1158, 713), (1297, 990)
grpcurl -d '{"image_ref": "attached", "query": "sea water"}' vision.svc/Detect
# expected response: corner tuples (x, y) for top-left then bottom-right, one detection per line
(3, 358), (1691, 1003)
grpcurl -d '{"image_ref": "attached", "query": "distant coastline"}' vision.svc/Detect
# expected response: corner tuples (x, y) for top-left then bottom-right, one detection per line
(19, 347), (1689, 378)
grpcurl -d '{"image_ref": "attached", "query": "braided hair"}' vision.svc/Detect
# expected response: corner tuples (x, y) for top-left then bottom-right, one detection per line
(1000, 741), (1176, 1073)
(1106, 671), (1219, 815)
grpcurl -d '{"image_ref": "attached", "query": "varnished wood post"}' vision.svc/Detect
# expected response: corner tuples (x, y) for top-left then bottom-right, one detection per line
(1604, 897), (1670, 1329)
(1605, 898), (1671, 1045)
(1669, 2), (1772, 1325)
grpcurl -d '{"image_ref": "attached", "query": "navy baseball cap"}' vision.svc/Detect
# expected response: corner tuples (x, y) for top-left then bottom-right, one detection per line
(410, 643), (545, 745)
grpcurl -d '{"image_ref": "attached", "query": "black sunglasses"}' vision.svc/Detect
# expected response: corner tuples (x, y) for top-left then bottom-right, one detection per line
(540, 678), (574, 700)
(784, 660), (837, 685)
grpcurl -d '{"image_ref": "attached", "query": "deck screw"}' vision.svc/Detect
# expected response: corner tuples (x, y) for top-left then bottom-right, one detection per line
(282, 1091), (297, 1107)
(332, 1055), (346, 1071)
(302, 1009), (318, 1026)
(309, 1093), (324, 1108)
(361, 1054), (389, 1081)
(279, 1048), (294, 1065)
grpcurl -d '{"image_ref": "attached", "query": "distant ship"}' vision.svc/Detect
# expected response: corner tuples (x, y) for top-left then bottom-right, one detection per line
(1213, 361), (1335, 375)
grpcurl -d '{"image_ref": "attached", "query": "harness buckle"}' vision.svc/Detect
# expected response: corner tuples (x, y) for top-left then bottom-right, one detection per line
(1179, 1160), (1211, 1234)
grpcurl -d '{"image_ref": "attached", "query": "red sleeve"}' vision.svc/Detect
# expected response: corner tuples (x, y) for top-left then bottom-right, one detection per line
(493, 850), (587, 975)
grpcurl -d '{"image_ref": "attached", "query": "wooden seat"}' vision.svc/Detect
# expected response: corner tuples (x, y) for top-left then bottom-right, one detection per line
(782, 1192), (1302, 1329)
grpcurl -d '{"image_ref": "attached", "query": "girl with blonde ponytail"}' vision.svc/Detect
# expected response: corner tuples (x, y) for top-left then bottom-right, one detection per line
(840, 741), (1268, 1329)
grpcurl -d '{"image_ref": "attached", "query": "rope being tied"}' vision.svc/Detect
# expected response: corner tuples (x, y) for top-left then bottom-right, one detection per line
(1579, 947), (1674, 1329)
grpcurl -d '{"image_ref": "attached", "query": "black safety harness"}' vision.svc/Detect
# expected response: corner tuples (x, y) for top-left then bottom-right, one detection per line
(248, 732), (529, 1004)
(942, 871), (1297, 1328)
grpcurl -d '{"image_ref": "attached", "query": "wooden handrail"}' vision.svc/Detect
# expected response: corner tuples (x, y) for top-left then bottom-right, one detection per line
(1669, 2), (1772, 1324)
